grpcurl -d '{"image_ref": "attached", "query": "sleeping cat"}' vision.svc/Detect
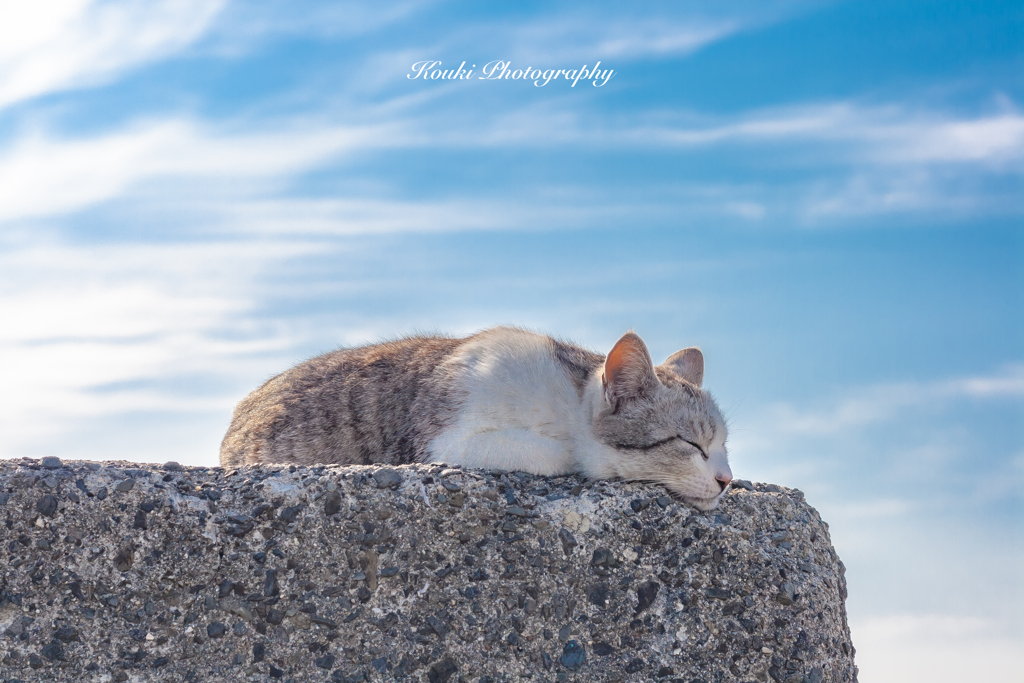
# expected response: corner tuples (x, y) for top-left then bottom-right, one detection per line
(220, 327), (733, 510)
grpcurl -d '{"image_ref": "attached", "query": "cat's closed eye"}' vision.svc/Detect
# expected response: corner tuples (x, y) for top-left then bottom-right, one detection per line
(681, 439), (709, 460)
(614, 435), (707, 459)
(614, 435), (680, 451)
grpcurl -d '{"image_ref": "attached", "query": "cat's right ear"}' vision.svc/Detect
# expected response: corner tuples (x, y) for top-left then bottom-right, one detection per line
(603, 332), (658, 411)
(663, 347), (704, 387)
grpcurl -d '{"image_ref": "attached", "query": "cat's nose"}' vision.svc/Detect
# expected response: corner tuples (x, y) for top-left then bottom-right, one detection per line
(716, 475), (731, 492)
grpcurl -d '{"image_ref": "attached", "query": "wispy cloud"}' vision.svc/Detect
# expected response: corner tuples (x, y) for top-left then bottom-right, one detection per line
(208, 0), (433, 42)
(452, 1), (833, 66)
(760, 365), (1024, 437)
(197, 0), (443, 65)
(799, 170), (974, 220)
(392, 99), (1024, 165)
(498, 18), (740, 64)
(881, 112), (1024, 164)
(615, 104), (1024, 166)
(2, 102), (1021, 227)
(0, 118), (404, 222)
(726, 364), (1024, 514)
(212, 197), (575, 235)
(0, 239), (313, 458)
(0, 0), (226, 111)
(1, 1), (1019, 234)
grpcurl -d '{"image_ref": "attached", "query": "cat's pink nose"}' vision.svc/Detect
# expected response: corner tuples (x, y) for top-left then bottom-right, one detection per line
(716, 475), (731, 492)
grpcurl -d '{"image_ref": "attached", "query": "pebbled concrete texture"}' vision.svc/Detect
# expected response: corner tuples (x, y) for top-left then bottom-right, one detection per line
(0, 459), (857, 683)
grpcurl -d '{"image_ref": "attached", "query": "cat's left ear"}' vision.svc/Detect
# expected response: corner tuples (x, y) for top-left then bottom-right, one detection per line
(603, 332), (658, 411)
(662, 347), (704, 387)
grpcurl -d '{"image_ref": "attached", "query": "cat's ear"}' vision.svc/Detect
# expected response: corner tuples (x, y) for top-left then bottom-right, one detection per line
(662, 347), (704, 387)
(602, 332), (658, 410)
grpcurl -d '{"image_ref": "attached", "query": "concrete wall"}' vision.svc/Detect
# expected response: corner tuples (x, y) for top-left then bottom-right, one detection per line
(0, 458), (857, 682)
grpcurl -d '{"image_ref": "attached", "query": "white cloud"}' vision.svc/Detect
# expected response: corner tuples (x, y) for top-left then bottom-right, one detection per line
(595, 23), (737, 59)
(851, 614), (1024, 683)
(457, 103), (1024, 220)
(891, 113), (1024, 163)
(209, 196), (623, 235)
(215, 197), (523, 235)
(0, 118), (404, 222)
(0, 239), (314, 458)
(725, 364), (1024, 513)
(626, 104), (1024, 165)
(800, 170), (968, 220)
(948, 370), (1024, 397)
(0, 0), (226, 110)
(483, 2), (833, 66)
(420, 102), (1024, 221)
(501, 18), (740, 64)
(760, 365), (1024, 436)
(0, 100), (1020, 227)
(208, 0), (435, 45)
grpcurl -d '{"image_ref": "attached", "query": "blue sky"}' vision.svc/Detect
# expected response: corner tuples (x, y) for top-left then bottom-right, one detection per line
(0, 1), (1021, 679)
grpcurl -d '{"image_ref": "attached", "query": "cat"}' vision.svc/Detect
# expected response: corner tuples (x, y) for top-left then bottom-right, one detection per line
(220, 327), (733, 510)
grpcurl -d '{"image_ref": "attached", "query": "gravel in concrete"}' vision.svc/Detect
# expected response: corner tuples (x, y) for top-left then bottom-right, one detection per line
(0, 460), (857, 682)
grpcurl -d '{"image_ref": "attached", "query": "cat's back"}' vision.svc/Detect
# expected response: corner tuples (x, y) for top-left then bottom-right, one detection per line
(219, 335), (465, 468)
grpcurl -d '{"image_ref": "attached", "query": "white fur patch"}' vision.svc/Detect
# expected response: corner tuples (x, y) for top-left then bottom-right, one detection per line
(427, 328), (584, 474)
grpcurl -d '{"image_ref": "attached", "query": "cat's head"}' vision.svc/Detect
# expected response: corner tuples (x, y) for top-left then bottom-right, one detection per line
(592, 332), (732, 511)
